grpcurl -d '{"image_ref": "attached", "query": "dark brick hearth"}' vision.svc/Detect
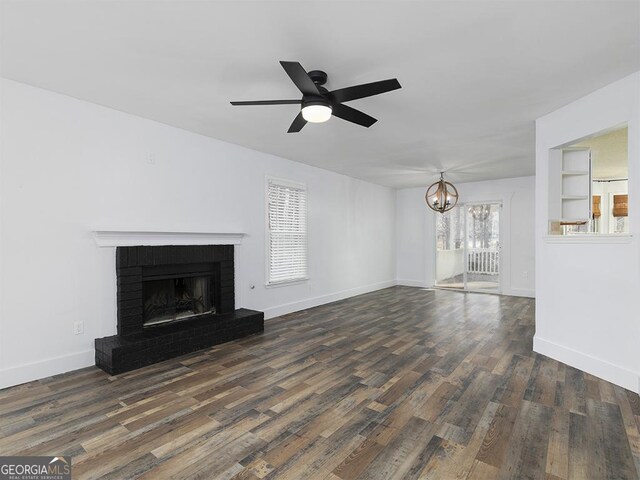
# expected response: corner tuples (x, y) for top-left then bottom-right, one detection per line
(95, 308), (263, 375)
(95, 245), (264, 374)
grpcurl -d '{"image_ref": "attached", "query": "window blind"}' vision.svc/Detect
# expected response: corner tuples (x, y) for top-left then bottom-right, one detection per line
(613, 194), (628, 217)
(267, 179), (308, 284)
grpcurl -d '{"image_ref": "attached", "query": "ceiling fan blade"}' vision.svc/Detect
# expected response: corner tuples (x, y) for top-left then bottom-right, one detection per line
(230, 100), (301, 106)
(280, 61), (320, 96)
(287, 111), (307, 133)
(330, 79), (401, 104)
(331, 103), (377, 128)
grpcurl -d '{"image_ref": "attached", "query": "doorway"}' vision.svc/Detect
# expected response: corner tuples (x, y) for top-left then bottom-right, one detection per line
(434, 202), (502, 293)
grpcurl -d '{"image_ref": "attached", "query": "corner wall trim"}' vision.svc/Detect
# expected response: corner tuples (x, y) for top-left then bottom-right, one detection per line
(533, 335), (639, 394)
(0, 349), (95, 390)
(262, 280), (397, 320)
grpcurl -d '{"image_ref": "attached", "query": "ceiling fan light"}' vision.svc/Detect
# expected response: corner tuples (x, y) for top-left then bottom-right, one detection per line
(301, 104), (332, 123)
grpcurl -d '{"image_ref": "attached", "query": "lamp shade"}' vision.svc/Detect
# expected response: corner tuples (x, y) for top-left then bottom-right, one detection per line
(301, 104), (332, 123)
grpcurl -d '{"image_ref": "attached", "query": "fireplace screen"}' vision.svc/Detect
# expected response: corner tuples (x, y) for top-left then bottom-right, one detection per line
(143, 275), (216, 327)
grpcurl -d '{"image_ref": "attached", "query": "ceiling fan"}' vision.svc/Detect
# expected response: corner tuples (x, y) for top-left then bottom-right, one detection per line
(230, 61), (401, 133)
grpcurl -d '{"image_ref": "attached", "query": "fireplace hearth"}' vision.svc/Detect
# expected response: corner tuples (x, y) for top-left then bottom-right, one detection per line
(95, 244), (263, 374)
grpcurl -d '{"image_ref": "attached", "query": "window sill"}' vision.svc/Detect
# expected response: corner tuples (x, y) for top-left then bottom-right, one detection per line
(543, 234), (632, 244)
(265, 277), (310, 288)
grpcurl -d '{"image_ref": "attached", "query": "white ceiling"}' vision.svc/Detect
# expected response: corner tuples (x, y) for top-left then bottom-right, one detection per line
(1, 1), (639, 188)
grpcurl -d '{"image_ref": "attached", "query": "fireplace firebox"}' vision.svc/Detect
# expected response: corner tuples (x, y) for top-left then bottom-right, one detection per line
(95, 245), (264, 374)
(115, 245), (236, 336)
(142, 264), (220, 327)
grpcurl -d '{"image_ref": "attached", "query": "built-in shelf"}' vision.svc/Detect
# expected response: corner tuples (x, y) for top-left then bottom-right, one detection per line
(561, 170), (589, 176)
(549, 148), (593, 233)
(558, 218), (588, 223)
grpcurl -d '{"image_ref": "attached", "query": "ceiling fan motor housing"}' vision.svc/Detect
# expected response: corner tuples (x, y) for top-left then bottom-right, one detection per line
(307, 70), (328, 86)
(302, 97), (331, 109)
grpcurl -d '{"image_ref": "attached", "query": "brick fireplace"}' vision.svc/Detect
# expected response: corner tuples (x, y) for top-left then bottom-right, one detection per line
(95, 244), (263, 374)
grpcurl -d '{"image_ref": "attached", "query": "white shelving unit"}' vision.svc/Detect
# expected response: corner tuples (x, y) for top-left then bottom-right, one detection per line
(559, 148), (591, 221)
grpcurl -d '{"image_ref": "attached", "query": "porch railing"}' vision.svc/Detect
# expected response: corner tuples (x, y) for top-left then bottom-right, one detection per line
(467, 247), (499, 275)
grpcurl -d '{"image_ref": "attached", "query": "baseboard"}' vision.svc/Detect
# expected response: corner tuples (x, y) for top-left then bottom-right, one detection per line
(262, 280), (397, 320)
(398, 281), (534, 298)
(0, 349), (95, 390)
(533, 335), (640, 394)
(1, 281), (397, 389)
(506, 288), (535, 298)
(396, 279), (432, 288)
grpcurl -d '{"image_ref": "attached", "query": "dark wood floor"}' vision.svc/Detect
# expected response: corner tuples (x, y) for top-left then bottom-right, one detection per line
(1, 287), (639, 479)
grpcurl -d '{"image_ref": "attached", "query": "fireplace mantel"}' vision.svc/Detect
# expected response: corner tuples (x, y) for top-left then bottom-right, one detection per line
(94, 230), (246, 247)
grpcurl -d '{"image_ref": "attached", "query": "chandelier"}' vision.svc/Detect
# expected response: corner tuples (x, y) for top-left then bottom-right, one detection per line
(469, 204), (491, 221)
(425, 172), (459, 213)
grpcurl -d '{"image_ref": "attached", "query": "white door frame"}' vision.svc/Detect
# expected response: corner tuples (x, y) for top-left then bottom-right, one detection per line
(430, 193), (513, 295)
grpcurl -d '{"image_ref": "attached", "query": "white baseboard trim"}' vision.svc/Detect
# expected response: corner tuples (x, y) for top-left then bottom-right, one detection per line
(505, 288), (535, 298)
(0, 349), (95, 390)
(396, 279), (433, 288)
(263, 280), (397, 320)
(533, 335), (640, 394)
(397, 281), (534, 298)
(1, 281), (398, 389)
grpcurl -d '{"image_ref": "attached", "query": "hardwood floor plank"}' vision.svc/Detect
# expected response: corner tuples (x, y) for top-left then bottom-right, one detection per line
(332, 438), (385, 479)
(545, 408), (569, 479)
(354, 416), (436, 480)
(568, 411), (598, 480)
(497, 400), (554, 480)
(476, 403), (518, 468)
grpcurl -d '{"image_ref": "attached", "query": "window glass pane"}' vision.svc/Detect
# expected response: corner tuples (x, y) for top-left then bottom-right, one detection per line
(436, 207), (462, 250)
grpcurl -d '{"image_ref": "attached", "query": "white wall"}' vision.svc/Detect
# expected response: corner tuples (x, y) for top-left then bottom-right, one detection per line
(535, 72), (640, 394)
(0, 79), (397, 388)
(395, 176), (535, 297)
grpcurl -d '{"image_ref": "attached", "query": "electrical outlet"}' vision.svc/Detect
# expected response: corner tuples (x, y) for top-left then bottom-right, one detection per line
(523, 271), (529, 279)
(73, 321), (84, 335)
(146, 152), (156, 165)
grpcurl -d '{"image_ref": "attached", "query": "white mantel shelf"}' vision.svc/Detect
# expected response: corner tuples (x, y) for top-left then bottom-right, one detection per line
(94, 230), (246, 247)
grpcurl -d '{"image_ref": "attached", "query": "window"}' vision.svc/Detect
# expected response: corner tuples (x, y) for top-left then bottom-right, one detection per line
(266, 178), (308, 285)
(548, 126), (629, 235)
